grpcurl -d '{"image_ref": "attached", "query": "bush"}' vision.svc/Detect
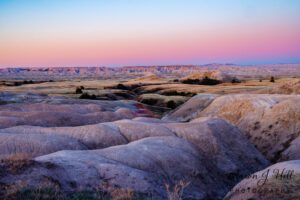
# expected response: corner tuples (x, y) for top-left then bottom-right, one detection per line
(75, 87), (83, 94)
(181, 76), (221, 85)
(13, 82), (22, 86)
(116, 84), (128, 90)
(201, 76), (221, 85)
(231, 78), (241, 84)
(140, 98), (158, 106)
(167, 100), (177, 109)
(181, 79), (201, 85)
(270, 76), (275, 83)
(79, 93), (97, 100)
(23, 80), (34, 84)
(161, 90), (196, 97)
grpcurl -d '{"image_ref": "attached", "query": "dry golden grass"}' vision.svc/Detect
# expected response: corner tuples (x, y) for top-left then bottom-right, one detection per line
(165, 180), (190, 200)
(111, 188), (134, 200)
(0, 153), (33, 174)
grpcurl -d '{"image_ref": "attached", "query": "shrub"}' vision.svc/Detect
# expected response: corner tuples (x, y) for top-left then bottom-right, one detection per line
(181, 76), (221, 85)
(201, 76), (221, 85)
(116, 84), (128, 90)
(270, 76), (275, 83)
(161, 91), (196, 97)
(231, 78), (241, 84)
(140, 98), (158, 106)
(167, 100), (177, 109)
(181, 79), (201, 85)
(75, 87), (83, 94)
(23, 80), (34, 84)
(13, 82), (22, 86)
(79, 93), (97, 100)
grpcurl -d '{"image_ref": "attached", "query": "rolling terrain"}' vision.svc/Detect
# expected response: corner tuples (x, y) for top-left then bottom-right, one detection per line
(0, 64), (300, 199)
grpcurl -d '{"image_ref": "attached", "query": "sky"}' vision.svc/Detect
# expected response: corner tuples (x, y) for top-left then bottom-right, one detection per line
(0, 0), (300, 67)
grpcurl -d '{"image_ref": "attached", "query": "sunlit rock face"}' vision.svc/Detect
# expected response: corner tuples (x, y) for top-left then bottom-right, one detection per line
(165, 94), (300, 162)
(257, 79), (300, 94)
(162, 93), (219, 122)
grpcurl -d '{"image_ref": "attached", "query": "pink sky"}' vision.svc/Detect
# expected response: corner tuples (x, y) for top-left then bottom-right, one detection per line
(0, 0), (300, 67)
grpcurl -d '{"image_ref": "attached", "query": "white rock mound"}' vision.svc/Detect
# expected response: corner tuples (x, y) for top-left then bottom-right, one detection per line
(0, 136), (267, 199)
(165, 94), (300, 162)
(198, 94), (300, 162)
(162, 94), (219, 122)
(0, 123), (128, 149)
(0, 118), (268, 199)
(0, 133), (86, 159)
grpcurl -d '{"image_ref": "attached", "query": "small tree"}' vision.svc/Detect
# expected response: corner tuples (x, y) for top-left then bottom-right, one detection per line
(201, 76), (221, 85)
(116, 83), (128, 90)
(80, 93), (97, 100)
(270, 76), (275, 83)
(231, 77), (240, 84)
(75, 87), (83, 94)
(167, 100), (177, 109)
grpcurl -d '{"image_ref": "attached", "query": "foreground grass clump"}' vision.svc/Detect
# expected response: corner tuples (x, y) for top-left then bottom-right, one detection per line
(1, 156), (190, 200)
(165, 181), (190, 200)
(0, 182), (189, 200)
(0, 187), (153, 200)
(0, 153), (33, 174)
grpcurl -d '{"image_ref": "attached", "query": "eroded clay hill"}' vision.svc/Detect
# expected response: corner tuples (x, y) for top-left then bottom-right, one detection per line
(1, 90), (299, 199)
(257, 78), (300, 94)
(164, 94), (300, 162)
(0, 117), (268, 199)
(0, 93), (154, 128)
(181, 70), (235, 82)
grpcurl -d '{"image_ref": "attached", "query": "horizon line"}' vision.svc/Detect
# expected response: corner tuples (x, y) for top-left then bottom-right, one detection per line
(1, 62), (300, 70)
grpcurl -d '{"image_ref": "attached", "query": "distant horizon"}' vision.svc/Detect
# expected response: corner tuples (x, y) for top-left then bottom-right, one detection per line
(1, 0), (300, 67)
(1, 62), (300, 70)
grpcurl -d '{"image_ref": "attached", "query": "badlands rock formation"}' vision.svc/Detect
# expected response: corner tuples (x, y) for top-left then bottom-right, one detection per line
(181, 70), (236, 82)
(164, 94), (300, 162)
(258, 78), (300, 94)
(0, 117), (268, 199)
(1, 88), (298, 199)
(0, 123), (128, 150)
(0, 133), (87, 159)
(138, 93), (188, 109)
(225, 160), (300, 200)
(280, 136), (300, 161)
(0, 93), (154, 128)
(0, 92), (49, 104)
(163, 94), (219, 122)
(124, 74), (166, 85)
